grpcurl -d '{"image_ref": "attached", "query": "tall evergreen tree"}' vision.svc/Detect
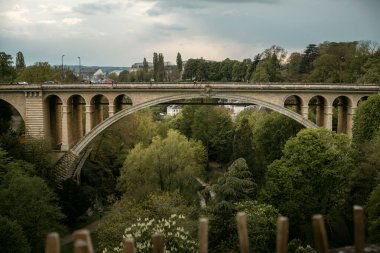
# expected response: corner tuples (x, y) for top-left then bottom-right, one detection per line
(233, 118), (255, 174)
(299, 44), (319, 74)
(153, 52), (158, 81)
(143, 57), (148, 72)
(16, 51), (25, 70)
(158, 53), (165, 81)
(0, 52), (16, 82)
(176, 52), (183, 73)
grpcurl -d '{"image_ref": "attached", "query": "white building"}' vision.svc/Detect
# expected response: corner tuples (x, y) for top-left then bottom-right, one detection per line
(166, 105), (182, 116)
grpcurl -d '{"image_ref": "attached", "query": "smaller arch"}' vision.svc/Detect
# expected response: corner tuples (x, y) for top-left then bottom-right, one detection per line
(308, 95), (327, 127)
(332, 96), (352, 134)
(357, 96), (369, 106)
(114, 94), (133, 113)
(91, 94), (109, 128)
(0, 99), (24, 136)
(284, 95), (303, 114)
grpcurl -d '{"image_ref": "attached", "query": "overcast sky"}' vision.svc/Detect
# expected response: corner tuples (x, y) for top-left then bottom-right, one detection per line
(0, 0), (379, 67)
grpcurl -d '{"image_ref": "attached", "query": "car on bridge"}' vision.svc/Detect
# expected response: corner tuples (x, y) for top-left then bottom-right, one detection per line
(17, 81), (28, 84)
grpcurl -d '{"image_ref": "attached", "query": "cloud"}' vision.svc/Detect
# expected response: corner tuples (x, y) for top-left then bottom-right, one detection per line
(62, 18), (82, 25)
(73, 1), (121, 15)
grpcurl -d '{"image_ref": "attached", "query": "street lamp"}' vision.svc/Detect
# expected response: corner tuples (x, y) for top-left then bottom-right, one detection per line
(61, 54), (65, 83)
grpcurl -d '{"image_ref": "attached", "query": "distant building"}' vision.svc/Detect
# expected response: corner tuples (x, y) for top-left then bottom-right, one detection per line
(131, 62), (153, 72)
(166, 105), (182, 116)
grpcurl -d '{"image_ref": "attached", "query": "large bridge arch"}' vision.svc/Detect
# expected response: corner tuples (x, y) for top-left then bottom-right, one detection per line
(71, 92), (317, 155)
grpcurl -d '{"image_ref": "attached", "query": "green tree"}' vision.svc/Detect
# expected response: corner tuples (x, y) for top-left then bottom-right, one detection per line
(191, 106), (234, 164)
(299, 44), (319, 74)
(158, 53), (165, 81)
(16, 51), (26, 70)
(57, 179), (93, 224)
(176, 52), (183, 73)
(286, 52), (303, 81)
(352, 94), (380, 145)
(117, 130), (207, 200)
(0, 52), (16, 82)
(252, 111), (304, 186)
(16, 62), (60, 83)
(250, 45), (286, 82)
(349, 131), (380, 207)
(0, 168), (64, 252)
(153, 52), (158, 81)
(0, 215), (30, 253)
(232, 117), (255, 176)
(366, 183), (380, 242)
(207, 158), (256, 252)
(260, 128), (354, 242)
(237, 201), (280, 253)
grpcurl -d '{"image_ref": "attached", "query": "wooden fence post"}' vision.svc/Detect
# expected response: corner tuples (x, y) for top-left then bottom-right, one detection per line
(312, 215), (329, 253)
(236, 212), (249, 253)
(199, 218), (208, 253)
(45, 232), (60, 253)
(123, 237), (135, 253)
(353, 205), (365, 253)
(73, 229), (94, 253)
(152, 232), (165, 253)
(276, 216), (289, 253)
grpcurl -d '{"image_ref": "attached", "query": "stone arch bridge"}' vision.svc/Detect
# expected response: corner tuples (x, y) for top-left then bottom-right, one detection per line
(0, 83), (378, 180)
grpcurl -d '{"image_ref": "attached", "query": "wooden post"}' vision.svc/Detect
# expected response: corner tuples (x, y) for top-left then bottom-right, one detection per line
(354, 206), (365, 253)
(236, 212), (249, 253)
(199, 218), (208, 253)
(152, 232), (165, 253)
(123, 237), (135, 253)
(276, 217), (289, 253)
(45, 232), (60, 253)
(73, 229), (94, 253)
(312, 215), (329, 253)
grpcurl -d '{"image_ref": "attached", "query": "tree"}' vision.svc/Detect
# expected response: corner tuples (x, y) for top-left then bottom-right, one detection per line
(0, 156), (64, 252)
(236, 201), (280, 253)
(117, 130), (207, 200)
(366, 183), (380, 242)
(16, 51), (26, 70)
(176, 52), (183, 73)
(143, 57), (148, 72)
(57, 179), (93, 224)
(352, 94), (380, 145)
(260, 128), (354, 242)
(191, 106), (234, 164)
(232, 117), (255, 176)
(349, 130), (380, 207)
(153, 52), (158, 81)
(207, 158), (256, 252)
(252, 111), (304, 184)
(16, 62), (60, 83)
(0, 52), (16, 82)
(0, 215), (30, 253)
(299, 44), (319, 74)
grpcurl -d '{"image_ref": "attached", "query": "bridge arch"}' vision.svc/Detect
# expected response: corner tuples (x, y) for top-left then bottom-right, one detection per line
(71, 92), (318, 155)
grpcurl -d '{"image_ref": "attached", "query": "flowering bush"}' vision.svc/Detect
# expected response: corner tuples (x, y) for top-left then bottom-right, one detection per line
(103, 214), (197, 253)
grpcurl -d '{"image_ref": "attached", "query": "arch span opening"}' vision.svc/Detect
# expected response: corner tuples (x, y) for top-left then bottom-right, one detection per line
(71, 93), (318, 155)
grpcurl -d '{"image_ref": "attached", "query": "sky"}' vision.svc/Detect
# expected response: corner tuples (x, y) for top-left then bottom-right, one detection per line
(0, 0), (379, 67)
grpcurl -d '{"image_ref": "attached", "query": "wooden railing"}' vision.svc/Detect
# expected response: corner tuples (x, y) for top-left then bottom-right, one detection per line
(45, 205), (365, 253)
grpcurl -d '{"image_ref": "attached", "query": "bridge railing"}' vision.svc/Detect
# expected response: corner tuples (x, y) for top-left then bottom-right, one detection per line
(45, 206), (365, 253)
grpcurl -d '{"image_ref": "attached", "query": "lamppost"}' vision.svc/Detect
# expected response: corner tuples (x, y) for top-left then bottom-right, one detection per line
(61, 54), (65, 83)
(78, 56), (81, 81)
